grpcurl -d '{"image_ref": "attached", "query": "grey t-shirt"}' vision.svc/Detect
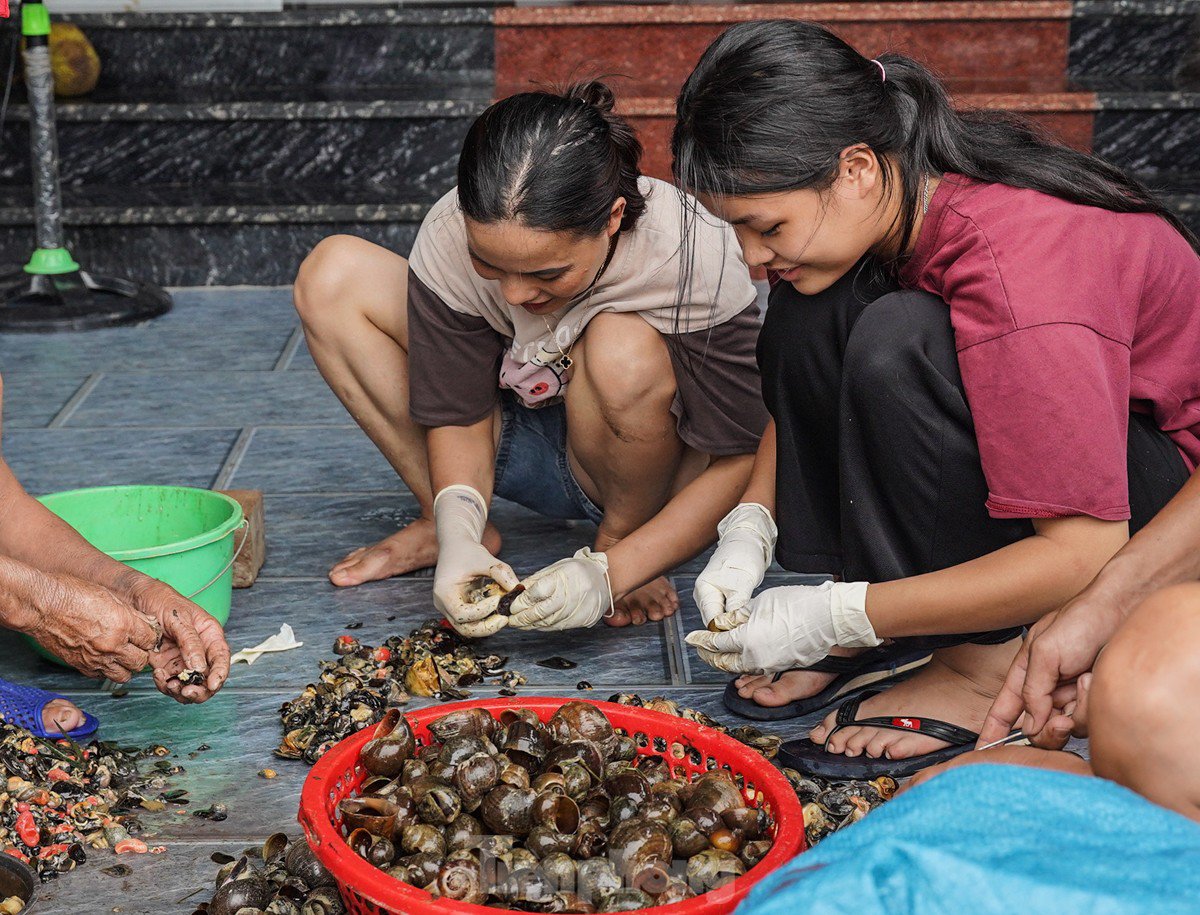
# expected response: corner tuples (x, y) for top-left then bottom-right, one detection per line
(407, 178), (769, 456)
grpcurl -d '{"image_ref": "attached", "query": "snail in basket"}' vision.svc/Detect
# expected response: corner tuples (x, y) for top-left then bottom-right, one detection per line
(334, 702), (775, 911)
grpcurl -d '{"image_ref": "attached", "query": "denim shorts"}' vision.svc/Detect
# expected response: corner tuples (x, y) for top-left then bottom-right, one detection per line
(493, 392), (605, 524)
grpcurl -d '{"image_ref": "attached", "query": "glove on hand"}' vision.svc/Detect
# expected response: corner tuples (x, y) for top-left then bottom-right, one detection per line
(694, 503), (777, 630)
(685, 581), (878, 674)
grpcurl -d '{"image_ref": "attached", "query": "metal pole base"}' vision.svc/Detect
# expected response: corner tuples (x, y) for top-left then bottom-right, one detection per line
(0, 266), (172, 332)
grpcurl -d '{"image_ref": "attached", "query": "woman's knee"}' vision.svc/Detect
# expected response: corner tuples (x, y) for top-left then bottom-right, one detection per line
(843, 291), (954, 392)
(576, 312), (676, 421)
(294, 234), (408, 334)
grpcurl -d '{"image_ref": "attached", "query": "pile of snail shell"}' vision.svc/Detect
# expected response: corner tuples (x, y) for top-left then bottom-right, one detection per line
(335, 702), (775, 912)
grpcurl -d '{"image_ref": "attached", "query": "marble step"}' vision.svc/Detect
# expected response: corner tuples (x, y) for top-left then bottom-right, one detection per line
(56, 6), (494, 98)
(1070, 0), (1200, 90)
(495, 2), (1078, 98)
(622, 82), (1101, 178)
(0, 184), (428, 287)
(0, 93), (488, 193)
(1092, 90), (1200, 174)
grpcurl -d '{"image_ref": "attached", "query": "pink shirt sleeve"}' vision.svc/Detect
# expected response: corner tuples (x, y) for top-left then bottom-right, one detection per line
(956, 324), (1132, 520)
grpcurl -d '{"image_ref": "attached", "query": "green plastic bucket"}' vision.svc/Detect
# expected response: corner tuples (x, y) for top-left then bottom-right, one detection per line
(27, 485), (245, 666)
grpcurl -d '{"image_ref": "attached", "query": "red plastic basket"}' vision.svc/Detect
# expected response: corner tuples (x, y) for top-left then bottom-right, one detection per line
(300, 697), (806, 915)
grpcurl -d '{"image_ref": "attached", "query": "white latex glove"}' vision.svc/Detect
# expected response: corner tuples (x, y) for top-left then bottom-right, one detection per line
(694, 503), (777, 630)
(684, 581), (879, 674)
(432, 484), (519, 638)
(507, 548), (613, 631)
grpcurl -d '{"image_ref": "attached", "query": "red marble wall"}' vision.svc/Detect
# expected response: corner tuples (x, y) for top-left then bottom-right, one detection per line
(494, 2), (1094, 182)
(495, 2), (1075, 97)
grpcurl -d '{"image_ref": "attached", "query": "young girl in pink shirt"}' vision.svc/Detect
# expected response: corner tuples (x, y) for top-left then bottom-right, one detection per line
(677, 19), (1200, 778)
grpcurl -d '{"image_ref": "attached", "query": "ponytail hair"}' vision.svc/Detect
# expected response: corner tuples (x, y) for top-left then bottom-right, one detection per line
(672, 19), (1199, 256)
(458, 80), (646, 237)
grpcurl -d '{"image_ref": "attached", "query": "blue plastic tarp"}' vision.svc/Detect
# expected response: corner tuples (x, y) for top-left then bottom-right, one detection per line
(738, 764), (1200, 915)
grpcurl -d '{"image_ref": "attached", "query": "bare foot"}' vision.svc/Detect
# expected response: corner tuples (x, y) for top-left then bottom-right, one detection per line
(328, 518), (502, 587)
(42, 697), (85, 736)
(605, 577), (679, 627)
(732, 646), (865, 707)
(808, 639), (1021, 761)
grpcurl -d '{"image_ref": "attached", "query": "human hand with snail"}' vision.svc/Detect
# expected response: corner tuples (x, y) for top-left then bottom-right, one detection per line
(432, 484), (519, 638)
(685, 580), (880, 674)
(507, 548), (612, 631)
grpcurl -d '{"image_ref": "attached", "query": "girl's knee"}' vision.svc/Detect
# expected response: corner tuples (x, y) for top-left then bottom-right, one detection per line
(843, 291), (955, 401)
(577, 313), (675, 415)
(294, 235), (407, 327)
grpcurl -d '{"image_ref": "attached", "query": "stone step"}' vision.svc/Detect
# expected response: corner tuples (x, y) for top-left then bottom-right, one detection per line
(56, 6), (494, 98)
(620, 82), (1100, 178)
(0, 183), (428, 286)
(495, 2), (1077, 98)
(1092, 90), (1200, 174)
(0, 92), (488, 193)
(1070, 0), (1200, 90)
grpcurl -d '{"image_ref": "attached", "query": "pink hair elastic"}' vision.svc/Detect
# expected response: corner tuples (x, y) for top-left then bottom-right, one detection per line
(871, 59), (886, 82)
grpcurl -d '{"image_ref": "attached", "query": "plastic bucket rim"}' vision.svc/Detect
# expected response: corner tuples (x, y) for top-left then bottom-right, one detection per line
(300, 696), (806, 915)
(36, 485), (245, 561)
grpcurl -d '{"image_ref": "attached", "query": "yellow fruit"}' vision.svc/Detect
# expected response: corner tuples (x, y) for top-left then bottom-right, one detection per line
(49, 23), (100, 97)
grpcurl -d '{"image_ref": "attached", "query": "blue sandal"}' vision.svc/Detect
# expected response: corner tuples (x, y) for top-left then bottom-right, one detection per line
(0, 679), (98, 740)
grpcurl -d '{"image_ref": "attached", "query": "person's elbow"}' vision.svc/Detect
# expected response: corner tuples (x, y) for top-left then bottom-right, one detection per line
(1033, 515), (1130, 588)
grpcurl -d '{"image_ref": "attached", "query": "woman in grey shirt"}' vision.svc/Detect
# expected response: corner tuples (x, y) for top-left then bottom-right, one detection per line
(293, 82), (768, 634)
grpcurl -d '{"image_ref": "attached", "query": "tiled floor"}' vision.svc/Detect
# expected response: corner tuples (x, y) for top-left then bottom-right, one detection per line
(0, 288), (824, 914)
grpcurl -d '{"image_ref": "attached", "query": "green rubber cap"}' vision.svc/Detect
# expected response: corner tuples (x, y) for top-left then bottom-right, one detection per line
(22, 3), (51, 38)
(24, 247), (81, 275)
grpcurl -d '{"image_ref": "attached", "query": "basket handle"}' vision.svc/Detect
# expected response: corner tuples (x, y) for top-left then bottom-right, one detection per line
(185, 519), (250, 599)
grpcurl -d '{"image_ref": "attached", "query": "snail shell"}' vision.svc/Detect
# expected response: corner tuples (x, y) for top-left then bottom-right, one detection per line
(436, 857), (486, 904)
(480, 784), (537, 837)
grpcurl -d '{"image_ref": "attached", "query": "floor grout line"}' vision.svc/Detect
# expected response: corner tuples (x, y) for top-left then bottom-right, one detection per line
(664, 577), (688, 686)
(272, 325), (304, 371)
(212, 427), (258, 490)
(670, 595), (696, 686)
(47, 372), (104, 428)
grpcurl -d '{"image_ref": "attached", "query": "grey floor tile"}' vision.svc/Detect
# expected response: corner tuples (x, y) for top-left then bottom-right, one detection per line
(33, 840), (245, 915)
(3, 427), (239, 494)
(287, 337), (315, 371)
(258, 494), (596, 580)
(228, 425), (401, 494)
(66, 372), (352, 428)
(0, 373), (88, 428)
(0, 628), (106, 692)
(0, 288), (298, 374)
(257, 492), (421, 578)
(672, 573), (834, 685)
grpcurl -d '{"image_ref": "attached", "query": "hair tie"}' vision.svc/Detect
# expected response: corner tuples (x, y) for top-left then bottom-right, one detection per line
(871, 59), (886, 83)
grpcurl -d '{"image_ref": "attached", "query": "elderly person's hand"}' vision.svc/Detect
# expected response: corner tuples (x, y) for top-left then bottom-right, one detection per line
(124, 576), (231, 703)
(13, 564), (160, 681)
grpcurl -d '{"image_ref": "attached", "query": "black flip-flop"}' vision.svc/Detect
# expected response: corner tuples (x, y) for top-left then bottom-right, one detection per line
(722, 646), (932, 721)
(776, 689), (1025, 779)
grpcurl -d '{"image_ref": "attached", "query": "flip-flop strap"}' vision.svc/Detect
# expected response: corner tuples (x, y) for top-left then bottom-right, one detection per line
(774, 649), (888, 680)
(825, 690), (979, 748)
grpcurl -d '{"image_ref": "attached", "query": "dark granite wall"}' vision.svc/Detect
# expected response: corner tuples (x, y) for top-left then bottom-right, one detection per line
(1070, 1), (1200, 89)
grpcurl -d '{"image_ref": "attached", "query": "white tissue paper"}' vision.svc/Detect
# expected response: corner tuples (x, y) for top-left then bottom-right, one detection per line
(230, 624), (303, 666)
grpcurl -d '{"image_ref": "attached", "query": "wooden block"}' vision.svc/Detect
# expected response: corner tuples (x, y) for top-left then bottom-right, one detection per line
(220, 489), (265, 589)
